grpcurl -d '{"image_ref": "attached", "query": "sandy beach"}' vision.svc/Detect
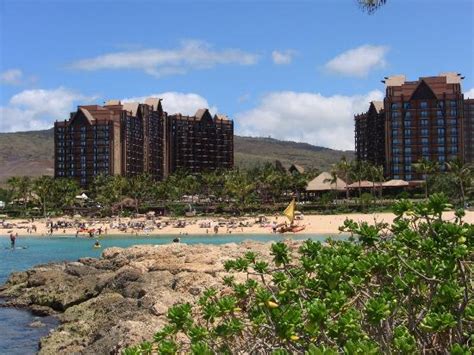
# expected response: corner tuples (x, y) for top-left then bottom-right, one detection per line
(1, 211), (473, 237)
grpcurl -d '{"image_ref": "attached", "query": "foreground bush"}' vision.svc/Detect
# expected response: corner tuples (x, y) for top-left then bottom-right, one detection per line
(125, 194), (473, 354)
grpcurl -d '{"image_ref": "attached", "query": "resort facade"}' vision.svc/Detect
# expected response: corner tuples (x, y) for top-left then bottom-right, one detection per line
(355, 73), (473, 180)
(54, 98), (233, 186)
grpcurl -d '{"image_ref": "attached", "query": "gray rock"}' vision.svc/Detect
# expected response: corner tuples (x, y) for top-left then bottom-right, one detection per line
(0, 240), (288, 354)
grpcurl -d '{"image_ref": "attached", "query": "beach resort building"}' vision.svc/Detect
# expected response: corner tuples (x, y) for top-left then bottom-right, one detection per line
(165, 109), (234, 175)
(464, 98), (474, 164)
(354, 101), (386, 167)
(54, 99), (234, 186)
(355, 73), (471, 180)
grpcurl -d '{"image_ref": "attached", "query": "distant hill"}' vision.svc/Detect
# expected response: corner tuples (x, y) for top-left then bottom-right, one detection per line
(234, 136), (353, 170)
(0, 129), (353, 182)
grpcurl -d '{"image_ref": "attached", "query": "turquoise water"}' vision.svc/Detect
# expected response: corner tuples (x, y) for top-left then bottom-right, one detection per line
(0, 233), (343, 354)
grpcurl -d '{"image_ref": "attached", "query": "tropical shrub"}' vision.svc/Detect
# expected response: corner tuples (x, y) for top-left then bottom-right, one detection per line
(124, 194), (473, 354)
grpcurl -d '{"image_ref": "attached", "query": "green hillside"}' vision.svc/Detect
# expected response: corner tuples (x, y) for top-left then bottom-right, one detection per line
(0, 129), (353, 182)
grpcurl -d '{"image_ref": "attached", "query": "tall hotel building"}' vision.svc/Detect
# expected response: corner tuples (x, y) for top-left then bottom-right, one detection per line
(54, 98), (233, 186)
(355, 73), (472, 180)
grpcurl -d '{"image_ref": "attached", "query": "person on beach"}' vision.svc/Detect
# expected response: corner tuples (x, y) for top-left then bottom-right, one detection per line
(10, 233), (16, 248)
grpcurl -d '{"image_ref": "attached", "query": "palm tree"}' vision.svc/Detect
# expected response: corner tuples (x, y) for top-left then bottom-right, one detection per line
(324, 166), (339, 203)
(413, 159), (439, 199)
(367, 164), (385, 199)
(127, 174), (153, 213)
(33, 176), (55, 218)
(7, 176), (32, 215)
(445, 159), (472, 206)
(349, 161), (367, 199)
(224, 169), (255, 213)
(53, 178), (80, 210)
(336, 157), (351, 200)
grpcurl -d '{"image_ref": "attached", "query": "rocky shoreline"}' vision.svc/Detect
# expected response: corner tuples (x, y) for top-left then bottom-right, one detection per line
(0, 241), (291, 354)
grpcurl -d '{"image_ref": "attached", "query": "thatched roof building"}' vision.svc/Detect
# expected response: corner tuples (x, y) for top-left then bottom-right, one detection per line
(382, 179), (409, 187)
(306, 172), (346, 192)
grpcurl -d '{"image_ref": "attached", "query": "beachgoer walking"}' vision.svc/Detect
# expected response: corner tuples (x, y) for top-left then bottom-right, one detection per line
(214, 225), (219, 234)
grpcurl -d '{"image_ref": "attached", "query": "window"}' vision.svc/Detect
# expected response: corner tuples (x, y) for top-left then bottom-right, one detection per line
(449, 100), (457, 107)
(437, 118), (444, 126)
(450, 137), (458, 144)
(405, 165), (412, 172)
(392, 112), (400, 118)
(422, 146), (429, 155)
(405, 156), (412, 164)
(421, 110), (428, 118)
(437, 137), (445, 145)
(421, 119), (429, 126)
(405, 111), (412, 119)
(421, 129), (429, 136)
(405, 174), (412, 181)
(437, 101), (445, 108)
(438, 155), (446, 163)
(404, 119), (412, 127)
(404, 129), (412, 136)
(393, 147), (401, 154)
(392, 130), (400, 137)
(392, 120), (401, 128)
(421, 137), (429, 145)
(436, 110), (443, 117)
(450, 146), (458, 154)
(391, 103), (400, 109)
(448, 119), (457, 125)
(437, 128), (445, 136)
(420, 101), (428, 109)
(393, 138), (401, 145)
(450, 127), (458, 135)
(403, 102), (411, 110)
(450, 109), (457, 117)
(405, 147), (412, 154)
(438, 146), (445, 154)
(405, 138), (412, 145)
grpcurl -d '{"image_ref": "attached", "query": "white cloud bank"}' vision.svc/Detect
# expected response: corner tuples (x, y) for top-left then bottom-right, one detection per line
(69, 40), (260, 78)
(235, 89), (384, 150)
(0, 69), (24, 85)
(324, 45), (389, 77)
(0, 87), (93, 132)
(272, 50), (296, 65)
(0, 88), (218, 132)
(122, 92), (217, 116)
(464, 88), (474, 99)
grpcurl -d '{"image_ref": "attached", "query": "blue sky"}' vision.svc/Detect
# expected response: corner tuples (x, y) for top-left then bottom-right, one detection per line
(0, 0), (473, 149)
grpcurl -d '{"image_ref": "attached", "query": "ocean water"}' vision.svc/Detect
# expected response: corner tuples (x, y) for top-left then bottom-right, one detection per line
(0, 233), (344, 354)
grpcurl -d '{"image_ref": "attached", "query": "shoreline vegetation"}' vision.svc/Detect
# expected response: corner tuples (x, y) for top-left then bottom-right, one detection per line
(2, 211), (474, 238)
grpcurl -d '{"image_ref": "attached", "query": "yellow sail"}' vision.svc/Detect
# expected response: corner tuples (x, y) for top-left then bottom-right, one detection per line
(283, 198), (296, 223)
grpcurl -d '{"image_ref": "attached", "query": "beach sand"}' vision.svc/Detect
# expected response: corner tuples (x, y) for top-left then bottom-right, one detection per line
(1, 211), (473, 237)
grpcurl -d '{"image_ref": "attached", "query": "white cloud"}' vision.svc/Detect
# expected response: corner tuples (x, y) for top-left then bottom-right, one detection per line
(464, 88), (474, 99)
(0, 87), (93, 132)
(1, 69), (23, 85)
(235, 89), (384, 150)
(122, 92), (217, 116)
(70, 40), (260, 78)
(272, 50), (296, 65)
(324, 45), (389, 77)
